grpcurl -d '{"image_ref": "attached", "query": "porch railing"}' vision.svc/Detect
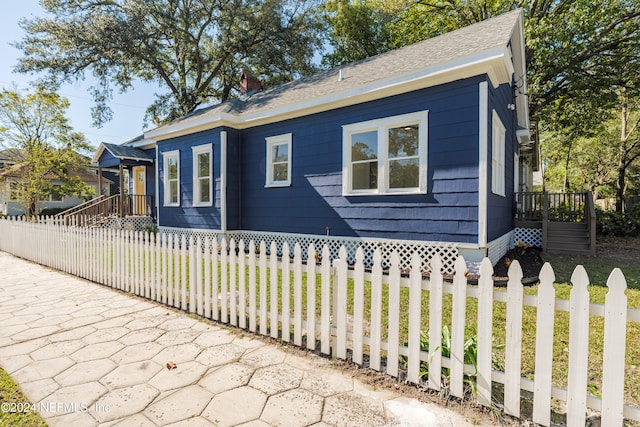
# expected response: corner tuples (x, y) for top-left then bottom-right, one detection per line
(515, 192), (591, 224)
(56, 194), (153, 226)
(515, 191), (596, 255)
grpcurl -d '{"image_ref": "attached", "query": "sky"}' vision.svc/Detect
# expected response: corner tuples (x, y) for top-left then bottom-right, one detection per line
(0, 2), (159, 149)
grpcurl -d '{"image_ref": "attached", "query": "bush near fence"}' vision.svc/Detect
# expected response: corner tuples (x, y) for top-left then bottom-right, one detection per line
(0, 217), (638, 425)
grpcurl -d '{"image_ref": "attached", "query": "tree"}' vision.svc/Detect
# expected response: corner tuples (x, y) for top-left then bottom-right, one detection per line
(322, 1), (640, 121)
(15, 0), (324, 126)
(0, 86), (94, 219)
(322, 0), (397, 67)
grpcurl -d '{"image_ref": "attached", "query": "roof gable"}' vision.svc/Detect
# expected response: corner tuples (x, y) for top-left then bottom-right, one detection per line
(92, 143), (154, 165)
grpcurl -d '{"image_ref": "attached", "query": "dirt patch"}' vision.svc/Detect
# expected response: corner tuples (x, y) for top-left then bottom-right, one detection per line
(493, 246), (545, 281)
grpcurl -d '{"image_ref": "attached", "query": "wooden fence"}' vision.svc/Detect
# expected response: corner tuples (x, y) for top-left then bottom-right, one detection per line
(0, 216), (638, 426)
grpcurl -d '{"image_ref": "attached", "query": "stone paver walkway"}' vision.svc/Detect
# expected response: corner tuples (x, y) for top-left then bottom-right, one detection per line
(0, 251), (480, 426)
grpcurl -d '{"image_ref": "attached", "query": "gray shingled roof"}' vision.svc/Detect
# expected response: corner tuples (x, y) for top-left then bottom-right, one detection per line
(239, 10), (520, 115)
(150, 10), (522, 134)
(101, 143), (154, 162)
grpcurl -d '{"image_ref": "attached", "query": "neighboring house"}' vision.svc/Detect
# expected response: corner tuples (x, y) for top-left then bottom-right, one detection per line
(0, 150), (113, 216)
(94, 10), (535, 266)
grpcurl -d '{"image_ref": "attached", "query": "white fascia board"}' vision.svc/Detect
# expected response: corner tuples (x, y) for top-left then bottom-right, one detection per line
(511, 11), (530, 132)
(128, 138), (157, 150)
(91, 144), (106, 165)
(145, 112), (240, 141)
(146, 47), (511, 140)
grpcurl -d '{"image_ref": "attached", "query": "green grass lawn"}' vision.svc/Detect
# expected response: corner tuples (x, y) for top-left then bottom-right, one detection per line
(0, 367), (47, 427)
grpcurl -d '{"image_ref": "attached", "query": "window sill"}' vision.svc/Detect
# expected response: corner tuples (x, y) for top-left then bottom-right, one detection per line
(343, 189), (427, 196)
(193, 202), (213, 208)
(265, 182), (291, 188)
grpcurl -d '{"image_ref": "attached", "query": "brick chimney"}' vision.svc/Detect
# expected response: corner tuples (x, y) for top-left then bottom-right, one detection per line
(240, 69), (263, 95)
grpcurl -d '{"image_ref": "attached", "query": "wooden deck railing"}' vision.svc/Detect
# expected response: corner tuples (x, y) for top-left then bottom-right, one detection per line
(56, 194), (153, 226)
(515, 192), (590, 225)
(515, 191), (596, 255)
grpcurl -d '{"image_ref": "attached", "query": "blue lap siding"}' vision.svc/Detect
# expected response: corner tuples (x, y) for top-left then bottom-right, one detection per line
(238, 77), (483, 244)
(157, 130), (222, 229)
(156, 75), (517, 245)
(487, 82), (518, 242)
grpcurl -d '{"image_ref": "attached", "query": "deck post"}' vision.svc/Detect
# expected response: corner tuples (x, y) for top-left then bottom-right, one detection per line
(98, 167), (103, 196)
(542, 191), (549, 254)
(119, 164), (124, 217)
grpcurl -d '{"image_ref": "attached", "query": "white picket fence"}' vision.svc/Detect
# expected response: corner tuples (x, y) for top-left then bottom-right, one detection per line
(0, 216), (639, 425)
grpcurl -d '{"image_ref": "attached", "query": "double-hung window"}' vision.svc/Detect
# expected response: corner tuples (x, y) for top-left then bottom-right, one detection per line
(342, 111), (428, 195)
(265, 133), (292, 187)
(192, 144), (212, 206)
(492, 111), (506, 197)
(163, 150), (180, 206)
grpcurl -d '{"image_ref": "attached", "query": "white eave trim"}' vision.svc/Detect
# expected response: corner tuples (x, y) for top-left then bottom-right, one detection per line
(145, 46), (514, 141)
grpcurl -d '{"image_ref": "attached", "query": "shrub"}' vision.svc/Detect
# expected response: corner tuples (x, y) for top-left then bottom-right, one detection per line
(141, 223), (159, 235)
(596, 203), (640, 236)
(39, 207), (68, 216)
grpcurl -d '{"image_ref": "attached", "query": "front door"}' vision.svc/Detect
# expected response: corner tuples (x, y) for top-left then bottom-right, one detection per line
(132, 166), (146, 215)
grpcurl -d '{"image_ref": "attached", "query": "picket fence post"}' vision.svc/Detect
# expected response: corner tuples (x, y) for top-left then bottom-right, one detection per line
(282, 242), (291, 342)
(352, 248), (365, 365)
(387, 251), (400, 378)
(601, 268), (628, 426)
(533, 263), (556, 426)
(320, 244), (331, 355)
(293, 243), (303, 347)
(369, 249), (383, 371)
(259, 241), (268, 335)
(248, 240), (257, 333)
(450, 256), (468, 398)
(333, 246), (348, 360)
(505, 260), (524, 417)
(476, 258), (494, 406)
(270, 241), (278, 338)
(238, 239), (247, 330)
(567, 266), (590, 427)
(306, 243), (317, 351)
(428, 254), (443, 391)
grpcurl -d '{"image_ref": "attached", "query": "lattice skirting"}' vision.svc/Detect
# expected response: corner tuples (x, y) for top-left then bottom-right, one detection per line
(514, 227), (543, 248)
(159, 227), (460, 275)
(106, 216), (155, 231)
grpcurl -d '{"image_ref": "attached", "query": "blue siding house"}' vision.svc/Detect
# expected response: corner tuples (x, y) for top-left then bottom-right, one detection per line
(95, 10), (533, 267)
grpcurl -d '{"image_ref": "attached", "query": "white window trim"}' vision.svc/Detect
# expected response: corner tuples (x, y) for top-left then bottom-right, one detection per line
(491, 110), (506, 197)
(192, 143), (213, 207)
(265, 133), (292, 188)
(342, 111), (428, 196)
(163, 150), (180, 207)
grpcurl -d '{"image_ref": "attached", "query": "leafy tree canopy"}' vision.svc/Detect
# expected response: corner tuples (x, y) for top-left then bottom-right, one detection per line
(16, 0), (324, 126)
(322, 0), (640, 123)
(0, 85), (94, 218)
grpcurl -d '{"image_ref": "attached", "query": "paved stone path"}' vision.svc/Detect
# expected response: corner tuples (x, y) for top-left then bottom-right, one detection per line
(0, 251), (480, 426)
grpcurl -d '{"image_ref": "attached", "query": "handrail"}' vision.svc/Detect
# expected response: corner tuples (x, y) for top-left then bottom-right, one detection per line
(60, 194), (153, 227)
(55, 195), (105, 217)
(61, 195), (120, 226)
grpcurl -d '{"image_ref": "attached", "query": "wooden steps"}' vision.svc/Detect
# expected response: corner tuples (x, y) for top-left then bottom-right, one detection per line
(545, 222), (592, 255)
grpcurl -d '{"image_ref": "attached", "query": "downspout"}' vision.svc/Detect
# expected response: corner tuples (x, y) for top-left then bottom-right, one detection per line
(221, 130), (228, 235)
(478, 81), (489, 250)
